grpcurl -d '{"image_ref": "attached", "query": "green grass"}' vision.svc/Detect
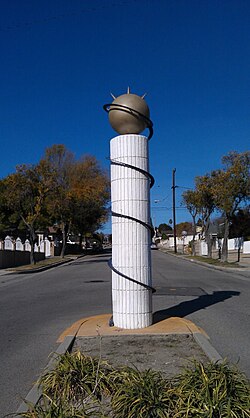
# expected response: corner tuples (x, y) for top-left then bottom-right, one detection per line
(187, 255), (243, 268)
(16, 353), (250, 418)
(8, 256), (72, 272)
(161, 249), (245, 268)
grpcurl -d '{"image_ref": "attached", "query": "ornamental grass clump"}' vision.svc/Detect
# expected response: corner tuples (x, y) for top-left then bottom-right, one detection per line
(38, 351), (115, 406)
(172, 360), (250, 418)
(15, 352), (250, 418)
(17, 394), (91, 417)
(111, 367), (173, 418)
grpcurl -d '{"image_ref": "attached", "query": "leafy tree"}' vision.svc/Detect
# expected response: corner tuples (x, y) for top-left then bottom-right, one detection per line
(195, 174), (215, 258)
(182, 190), (200, 255)
(69, 157), (109, 249)
(0, 179), (16, 237)
(157, 223), (173, 234)
(0, 144), (110, 262)
(71, 199), (108, 248)
(40, 144), (75, 257)
(229, 206), (250, 240)
(176, 222), (193, 237)
(211, 151), (250, 261)
(182, 177), (215, 257)
(2, 164), (49, 264)
(41, 145), (110, 258)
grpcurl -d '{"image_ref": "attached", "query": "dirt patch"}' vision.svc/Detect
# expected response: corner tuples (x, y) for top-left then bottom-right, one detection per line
(74, 334), (208, 378)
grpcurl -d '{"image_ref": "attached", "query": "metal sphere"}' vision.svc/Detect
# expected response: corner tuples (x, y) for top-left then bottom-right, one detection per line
(108, 93), (150, 135)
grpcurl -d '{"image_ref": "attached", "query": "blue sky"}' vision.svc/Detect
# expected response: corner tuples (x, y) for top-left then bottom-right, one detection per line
(0, 0), (249, 232)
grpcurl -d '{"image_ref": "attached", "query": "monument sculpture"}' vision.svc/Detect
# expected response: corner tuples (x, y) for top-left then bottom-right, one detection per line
(104, 88), (155, 329)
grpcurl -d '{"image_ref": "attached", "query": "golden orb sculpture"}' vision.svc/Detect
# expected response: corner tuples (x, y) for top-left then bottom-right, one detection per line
(104, 88), (153, 139)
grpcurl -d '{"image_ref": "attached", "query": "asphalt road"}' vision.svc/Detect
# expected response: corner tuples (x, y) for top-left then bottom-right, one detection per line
(152, 250), (250, 377)
(0, 250), (249, 416)
(0, 253), (112, 417)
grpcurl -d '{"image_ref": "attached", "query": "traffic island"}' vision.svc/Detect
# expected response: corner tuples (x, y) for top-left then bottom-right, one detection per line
(16, 314), (224, 416)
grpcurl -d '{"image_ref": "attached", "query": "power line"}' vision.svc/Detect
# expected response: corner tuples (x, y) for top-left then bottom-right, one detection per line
(176, 186), (193, 190)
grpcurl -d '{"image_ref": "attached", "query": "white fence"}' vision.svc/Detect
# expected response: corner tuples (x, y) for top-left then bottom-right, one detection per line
(0, 236), (52, 256)
(243, 241), (250, 254)
(199, 238), (250, 255)
(0, 236), (50, 268)
(159, 235), (197, 254)
(158, 236), (250, 256)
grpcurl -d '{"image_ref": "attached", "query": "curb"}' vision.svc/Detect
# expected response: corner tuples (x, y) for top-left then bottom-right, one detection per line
(193, 332), (222, 363)
(5, 254), (87, 275)
(3, 250), (110, 276)
(15, 335), (76, 416)
(12, 258), (73, 274)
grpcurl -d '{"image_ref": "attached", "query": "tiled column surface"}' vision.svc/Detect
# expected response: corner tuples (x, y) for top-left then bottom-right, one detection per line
(110, 134), (152, 329)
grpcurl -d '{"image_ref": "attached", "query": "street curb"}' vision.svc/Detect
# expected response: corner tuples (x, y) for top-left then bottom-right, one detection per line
(193, 332), (222, 363)
(13, 258), (74, 274)
(3, 251), (110, 276)
(15, 335), (76, 416)
(5, 254), (88, 275)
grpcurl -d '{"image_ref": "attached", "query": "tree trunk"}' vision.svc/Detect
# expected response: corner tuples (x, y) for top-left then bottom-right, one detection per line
(206, 234), (212, 258)
(60, 222), (69, 258)
(29, 226), (36, 265)
(221, 217), (230, 262)
(204, 220), (212, 258)
(191, 215), (196, 256)
(79, 232), (83, 252)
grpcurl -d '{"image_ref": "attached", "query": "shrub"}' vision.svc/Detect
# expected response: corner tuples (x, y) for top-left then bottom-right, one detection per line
(171, 360), (250, 417)
(16, 394), (91, 417)
(39, 351), (115, 402)
(16, 354), (250, 418)
(111, 367), (173, 417)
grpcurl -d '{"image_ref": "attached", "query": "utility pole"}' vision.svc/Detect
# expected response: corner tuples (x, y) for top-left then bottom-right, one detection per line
(172, 168), (177, 253)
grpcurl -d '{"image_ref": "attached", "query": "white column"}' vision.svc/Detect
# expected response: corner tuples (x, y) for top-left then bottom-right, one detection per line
(110, 134), (152, 329)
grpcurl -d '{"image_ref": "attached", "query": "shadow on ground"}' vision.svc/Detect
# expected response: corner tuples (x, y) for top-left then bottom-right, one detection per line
(153, 290), (240, 323)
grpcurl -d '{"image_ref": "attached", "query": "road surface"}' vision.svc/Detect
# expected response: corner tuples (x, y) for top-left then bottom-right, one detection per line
(0, 250), (249, 416)
(152, 250), (250, 377)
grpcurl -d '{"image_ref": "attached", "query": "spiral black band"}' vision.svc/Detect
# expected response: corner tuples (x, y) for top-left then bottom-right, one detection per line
(110, 159), (155, 188)
(108, 259), (156, 293)
(110, 159), (155, 234)
(112, 210), (153, 233)
(109, 155), (156, 294)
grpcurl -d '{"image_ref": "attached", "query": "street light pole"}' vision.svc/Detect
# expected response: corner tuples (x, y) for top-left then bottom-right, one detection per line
(172, 168), (177, 253)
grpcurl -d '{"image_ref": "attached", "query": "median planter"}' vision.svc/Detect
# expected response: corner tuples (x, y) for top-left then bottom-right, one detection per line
(15, 342), (250, 417)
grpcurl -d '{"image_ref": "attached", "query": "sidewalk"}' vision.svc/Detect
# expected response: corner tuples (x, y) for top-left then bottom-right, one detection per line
(0, 254), (83, 276)
(159, 248), (250, 278)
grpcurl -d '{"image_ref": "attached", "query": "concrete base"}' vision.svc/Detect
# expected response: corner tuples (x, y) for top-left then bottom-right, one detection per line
(57, 313), (206, 340)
